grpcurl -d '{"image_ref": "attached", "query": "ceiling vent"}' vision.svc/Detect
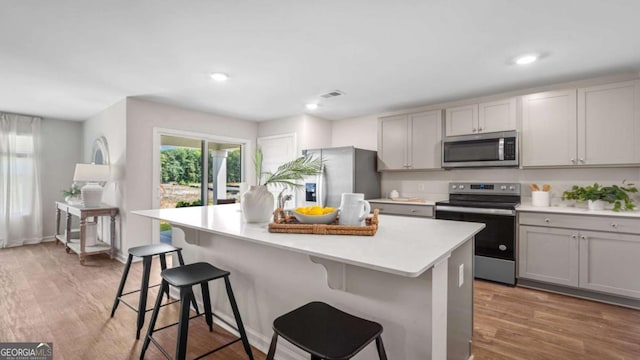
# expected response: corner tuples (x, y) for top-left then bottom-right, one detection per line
(320, 90), (345, 99)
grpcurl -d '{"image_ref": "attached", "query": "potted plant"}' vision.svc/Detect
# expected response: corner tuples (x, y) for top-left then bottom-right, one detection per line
(242, 148), (322, 222)
(561, 181), (638, 211)
(62, 185), (82, 205)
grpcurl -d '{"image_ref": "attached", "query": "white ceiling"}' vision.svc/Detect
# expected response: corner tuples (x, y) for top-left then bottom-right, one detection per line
(1, 0), (640, 122)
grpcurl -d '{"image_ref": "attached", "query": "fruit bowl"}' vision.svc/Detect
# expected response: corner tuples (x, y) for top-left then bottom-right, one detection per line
(293, 208), (338, 224)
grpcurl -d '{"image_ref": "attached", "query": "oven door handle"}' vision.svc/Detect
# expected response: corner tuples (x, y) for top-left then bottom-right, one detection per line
(436, 205), (515, 216)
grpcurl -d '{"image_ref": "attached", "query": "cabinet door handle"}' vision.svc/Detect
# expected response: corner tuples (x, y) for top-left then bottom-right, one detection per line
(580, 235), (587, 240)
(571, 234), (578, 239)
(579, 158), (585, 163)
(472, 128), (477, 133)
(544, 218), (551, 223)
(571, 158), (576, 164)
(410, 209), (417, 213)
(478, 127), (483, 132)
(611, 223), (618, 228)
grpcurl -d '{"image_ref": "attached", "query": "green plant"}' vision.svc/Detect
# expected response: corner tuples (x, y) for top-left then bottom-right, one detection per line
(253, 147), (323, 190)
(175, 199), (202, 208)
(62, 185), (81, 197)
(562, 181), (638, 211)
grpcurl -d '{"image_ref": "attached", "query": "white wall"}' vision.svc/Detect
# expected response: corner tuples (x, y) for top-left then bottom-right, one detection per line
(258, 114), (332, 155)
(330, 114), (377, 151)
(83, 99), (127, 253)
(125, 98), (258, 253)
(41, 118), (83, 238)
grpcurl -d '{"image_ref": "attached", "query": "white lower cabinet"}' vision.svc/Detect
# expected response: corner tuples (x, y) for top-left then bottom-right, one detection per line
(578, 231), (640, 298)
(519, 212), (640, 300)
(519, 226), (579, 286)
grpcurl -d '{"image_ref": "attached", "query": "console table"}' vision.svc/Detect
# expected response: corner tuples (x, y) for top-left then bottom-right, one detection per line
(55, 201), (119, 265)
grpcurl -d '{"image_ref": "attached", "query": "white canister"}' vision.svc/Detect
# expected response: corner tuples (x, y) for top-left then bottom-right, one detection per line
(531, 191), (550, 207)
(389, 190), (399, 199)
(338, 193), (371, 226)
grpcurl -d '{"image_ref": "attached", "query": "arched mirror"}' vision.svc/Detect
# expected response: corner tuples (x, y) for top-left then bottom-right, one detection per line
(92, 136), (110, 165)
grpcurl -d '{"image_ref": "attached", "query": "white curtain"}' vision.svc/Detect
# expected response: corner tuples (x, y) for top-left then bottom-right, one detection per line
(0, 113), (43, 248)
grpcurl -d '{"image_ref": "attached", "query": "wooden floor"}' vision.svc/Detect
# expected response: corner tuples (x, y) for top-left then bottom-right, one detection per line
(1, 242), (639, 360)
(473, 280), (640, 360)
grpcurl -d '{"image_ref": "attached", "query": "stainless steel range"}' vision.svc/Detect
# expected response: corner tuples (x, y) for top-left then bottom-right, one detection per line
(435, 182), (521, 285)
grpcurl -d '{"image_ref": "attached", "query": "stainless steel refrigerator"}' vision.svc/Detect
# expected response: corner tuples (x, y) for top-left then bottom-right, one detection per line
(299, 146), (381, 208)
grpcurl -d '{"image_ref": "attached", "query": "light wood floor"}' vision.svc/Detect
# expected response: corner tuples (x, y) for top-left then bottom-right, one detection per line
(1, 242), (639, 360)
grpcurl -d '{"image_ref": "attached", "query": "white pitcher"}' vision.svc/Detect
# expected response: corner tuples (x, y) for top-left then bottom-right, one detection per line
(339, 193), (371, 226)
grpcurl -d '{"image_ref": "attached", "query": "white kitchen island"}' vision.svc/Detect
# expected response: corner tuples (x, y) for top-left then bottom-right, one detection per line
(132, 204), (484, 360)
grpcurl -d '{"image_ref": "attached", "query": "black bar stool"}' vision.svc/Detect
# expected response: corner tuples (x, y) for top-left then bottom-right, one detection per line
(111, 243), (199, 339)
(140, 262), (254, 360)
(266, 301), (387, 360)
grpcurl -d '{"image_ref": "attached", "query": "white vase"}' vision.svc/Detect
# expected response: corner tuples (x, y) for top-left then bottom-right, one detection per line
(588, 199), (606, 210)
(241, 185), (275, 223)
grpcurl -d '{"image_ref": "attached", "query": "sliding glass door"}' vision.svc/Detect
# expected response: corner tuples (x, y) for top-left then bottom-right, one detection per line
(158, 134), (243, 244)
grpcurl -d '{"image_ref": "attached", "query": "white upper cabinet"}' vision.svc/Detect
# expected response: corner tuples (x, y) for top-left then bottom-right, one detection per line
(522, 80), (640, 167)
(409, 111), (443, 169)
(378, 114), (407, 170)
(378, 110), (442, 170)
(445, 98), (516, 137)
(445, 104), (478, 137)
(522, 89), (577, 167)
(478, 98), (517, 134)
(578, 80), (640, 166)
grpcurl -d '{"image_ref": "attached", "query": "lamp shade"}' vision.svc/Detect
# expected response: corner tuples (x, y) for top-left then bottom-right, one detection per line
(73, 164), (110, 182)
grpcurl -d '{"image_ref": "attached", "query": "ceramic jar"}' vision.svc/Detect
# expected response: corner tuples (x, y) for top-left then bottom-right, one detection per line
(241, 185), (275, 222)
(588, 199), (606, 210)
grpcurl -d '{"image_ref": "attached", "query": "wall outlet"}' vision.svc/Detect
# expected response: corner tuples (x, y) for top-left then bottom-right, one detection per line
(458, 264), (464, 287)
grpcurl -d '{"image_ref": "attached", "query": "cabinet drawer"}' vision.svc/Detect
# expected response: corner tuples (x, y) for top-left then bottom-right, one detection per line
(370, 203), (433, 218)
(519, 212), (640, 234)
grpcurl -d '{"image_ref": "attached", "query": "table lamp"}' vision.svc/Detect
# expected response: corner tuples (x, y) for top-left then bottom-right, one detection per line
(73, 163), (110, 207)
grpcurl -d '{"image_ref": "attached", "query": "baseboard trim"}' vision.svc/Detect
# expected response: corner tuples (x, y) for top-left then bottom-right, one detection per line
(518, 278), (640, 310)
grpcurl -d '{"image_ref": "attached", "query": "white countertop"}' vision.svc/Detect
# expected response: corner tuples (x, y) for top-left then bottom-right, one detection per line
(368, 198), (439, 206)
(517, 200), (640, 218)
(131, 204), (484, 277)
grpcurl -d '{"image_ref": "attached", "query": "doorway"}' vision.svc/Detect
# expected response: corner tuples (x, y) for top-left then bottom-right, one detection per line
(152, 128), (251, 244)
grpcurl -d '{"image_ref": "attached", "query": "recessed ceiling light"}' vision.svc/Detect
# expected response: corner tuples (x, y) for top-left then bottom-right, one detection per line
(514, 54), (538, 65)
(210, 72), (229, 82)
(305, 103), (318, 110)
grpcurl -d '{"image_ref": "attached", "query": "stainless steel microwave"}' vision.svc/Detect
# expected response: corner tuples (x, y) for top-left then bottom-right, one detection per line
(442, 131), (519, 168)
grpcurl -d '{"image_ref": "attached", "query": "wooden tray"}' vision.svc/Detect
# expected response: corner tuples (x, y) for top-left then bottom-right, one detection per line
(268, 209), (379, 236)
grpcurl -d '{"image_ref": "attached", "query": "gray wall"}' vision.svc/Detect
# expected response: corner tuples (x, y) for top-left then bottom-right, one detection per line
(41, 118), (83, 238)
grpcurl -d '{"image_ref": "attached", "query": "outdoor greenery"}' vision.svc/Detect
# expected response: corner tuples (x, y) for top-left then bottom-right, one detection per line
(562, 181), (638, 211)
(160, 147), (241, 184)
(175, 199), (202, 208)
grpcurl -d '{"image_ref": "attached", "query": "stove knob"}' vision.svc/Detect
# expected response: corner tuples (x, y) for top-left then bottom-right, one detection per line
(500, 185), (507, 191)
(459, 185), (465, 190)
(451, 185), (458, 190)
(509, 185), (515, 191)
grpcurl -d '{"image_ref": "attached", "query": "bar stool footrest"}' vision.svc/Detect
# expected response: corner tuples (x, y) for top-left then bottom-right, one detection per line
(118, 299), (181, 314)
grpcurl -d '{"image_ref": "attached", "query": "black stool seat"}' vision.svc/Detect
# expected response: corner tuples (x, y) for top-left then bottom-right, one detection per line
(267, 302), (387, 360)
(162, 262), (230, 287)
(128, 243), (181, 257)
(111, 243), (198, 340)
(140, 262), (254, 360)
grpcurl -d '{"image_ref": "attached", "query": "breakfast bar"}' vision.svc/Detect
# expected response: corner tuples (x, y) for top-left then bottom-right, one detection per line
(132, 204), (484, 359)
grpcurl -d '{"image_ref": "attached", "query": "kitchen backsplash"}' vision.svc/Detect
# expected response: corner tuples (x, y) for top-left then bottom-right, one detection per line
(381, 167), (640, 204)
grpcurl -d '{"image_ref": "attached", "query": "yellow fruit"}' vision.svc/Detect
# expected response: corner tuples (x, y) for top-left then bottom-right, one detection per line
(296, 206), (335, 216)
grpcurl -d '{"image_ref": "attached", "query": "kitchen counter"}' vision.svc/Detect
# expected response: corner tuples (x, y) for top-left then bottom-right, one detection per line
(517, 200), (640, 218)
(368, 198), (439, 206)
(132, 204), (484, 359)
